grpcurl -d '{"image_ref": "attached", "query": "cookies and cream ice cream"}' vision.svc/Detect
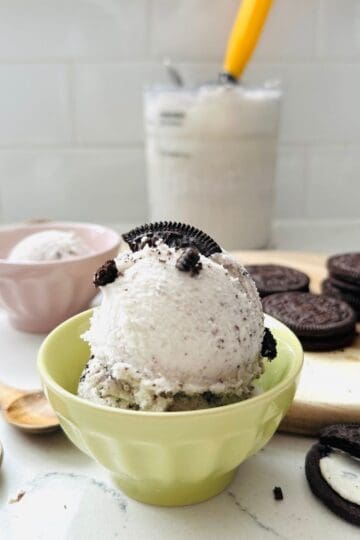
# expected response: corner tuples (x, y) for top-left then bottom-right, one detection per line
(78, 222), (276, 411)
(8, 230), (91, 262)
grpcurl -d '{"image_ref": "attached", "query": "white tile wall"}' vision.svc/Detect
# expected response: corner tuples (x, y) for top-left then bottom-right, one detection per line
(75, 64), (166, 144)
(0, 0), (148, 60)
(0, 150), (147, 223)
(246, 62), (360, 144)
(307, 146), (360, 219)
(318, 0), (360, 59)
(253, 0), (318, 61)
(0, 0), (359, 242)
(279, 64), (360, 144)
(150, 0), (318, 62)
(0, 65), (71, 145)
(274, 147), (308, 219)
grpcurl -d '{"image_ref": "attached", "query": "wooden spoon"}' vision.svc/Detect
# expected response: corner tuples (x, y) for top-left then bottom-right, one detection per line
(0, 382), (59, 434)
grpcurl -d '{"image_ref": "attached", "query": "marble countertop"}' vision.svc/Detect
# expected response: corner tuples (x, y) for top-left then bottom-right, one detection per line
(0, 310), (358, 539)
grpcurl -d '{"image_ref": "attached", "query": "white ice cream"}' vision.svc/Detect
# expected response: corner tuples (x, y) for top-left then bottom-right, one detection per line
(8, 230), (91, 262)
(78, 240), (265, 411)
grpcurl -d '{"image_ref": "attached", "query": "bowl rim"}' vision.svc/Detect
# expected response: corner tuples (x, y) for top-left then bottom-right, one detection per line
(0, 221), (121, 266)
(38, 310), (304, 419)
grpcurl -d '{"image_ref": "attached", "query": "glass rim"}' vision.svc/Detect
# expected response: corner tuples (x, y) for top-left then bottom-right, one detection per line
(143, 81), (282, 97)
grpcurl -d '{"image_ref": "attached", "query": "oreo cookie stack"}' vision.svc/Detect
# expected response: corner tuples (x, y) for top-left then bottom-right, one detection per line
(322, 253), (360, 321)
(245, 264), (310, 298)
(262, 292), (356, 351)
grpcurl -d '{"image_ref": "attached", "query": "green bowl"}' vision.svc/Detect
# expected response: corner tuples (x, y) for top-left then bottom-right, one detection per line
(38, 310), (303, 507)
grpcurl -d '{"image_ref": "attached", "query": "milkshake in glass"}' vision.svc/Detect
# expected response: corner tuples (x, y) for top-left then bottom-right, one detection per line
(144, 83), (281, 250)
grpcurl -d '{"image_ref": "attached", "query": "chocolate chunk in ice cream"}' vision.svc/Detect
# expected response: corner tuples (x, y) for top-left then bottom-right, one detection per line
(261, 328), (277, 360)
(93, 260), (118, 287)
(176, 247), (202, 275)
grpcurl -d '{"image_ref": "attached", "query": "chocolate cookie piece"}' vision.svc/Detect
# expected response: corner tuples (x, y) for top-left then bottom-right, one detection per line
(93, 259), (118, 287)
(176, 247), (202, 276)
(262, 292), (356, 351)
(246, 264), (310, 297)
(305, 443), (360, 526)
(322, 279), (360, 320)
(123, 222), (221, 258)
(273, 486), (284, 501)
(320, 424), (360, 459)
(261, 328), (277, 360)
(328, 253), (360, 286)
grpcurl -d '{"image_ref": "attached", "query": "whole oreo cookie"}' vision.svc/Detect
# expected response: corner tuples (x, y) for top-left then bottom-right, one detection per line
(123, 222), (221, 258)
(327, 253), (360, 286)
(246, 264), (310, 297)
(305, 442), (360, 526)
(262, 292), (356, 351)
(322, 279), (360, 320)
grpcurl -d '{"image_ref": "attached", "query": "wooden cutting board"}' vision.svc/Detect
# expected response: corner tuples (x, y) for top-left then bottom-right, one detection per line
(234, 251), (360, 436)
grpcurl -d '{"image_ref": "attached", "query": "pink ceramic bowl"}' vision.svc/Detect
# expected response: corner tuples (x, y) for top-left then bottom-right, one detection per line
(0, 222), (120, 333)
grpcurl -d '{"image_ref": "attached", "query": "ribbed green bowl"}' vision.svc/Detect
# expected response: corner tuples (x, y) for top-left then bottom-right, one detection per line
(38, 310), (303, 506)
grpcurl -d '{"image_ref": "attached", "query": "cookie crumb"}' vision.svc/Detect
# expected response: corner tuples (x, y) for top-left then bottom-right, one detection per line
(261, 328), (277, 360)
(93, 259), (118, 287)
(273, 486), (284, 501)
(176, 247), (202, 276)
(9, 490), (26, 504)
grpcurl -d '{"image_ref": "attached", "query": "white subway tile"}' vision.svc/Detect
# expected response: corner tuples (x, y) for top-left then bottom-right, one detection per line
(0, 0), (148, 60)
(307, 146), (360, 218)
(318, 0), (360, 59)
(0, 149), (147, 223)
(0, 65), (71, 145)
(75, 63), (167, 144)
(151, 0), (318, 63)
(248, 63), (360, 144)
(150, 0), (239, 61)
(274, 219), (360, 251)
(253, 0), (318, 61)
(274, 146), (307, 219)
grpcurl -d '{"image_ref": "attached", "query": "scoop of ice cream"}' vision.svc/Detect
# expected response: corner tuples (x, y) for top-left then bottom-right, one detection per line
(78, 237), (266, 412)
(8, 230), (91, 262)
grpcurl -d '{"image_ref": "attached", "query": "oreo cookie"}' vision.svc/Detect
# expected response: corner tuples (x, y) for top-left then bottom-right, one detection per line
(262, 292), (356, 351)
(246, 264), (310, 297)
(305, 424), (360, 526)
(322, 279), (360, 320)
(329, 276), (360, 295)
(300, 332), (356, 352)
(327, 253), (360, 286)
(320, 423), (360, 459)
(123, 222), (221, 258)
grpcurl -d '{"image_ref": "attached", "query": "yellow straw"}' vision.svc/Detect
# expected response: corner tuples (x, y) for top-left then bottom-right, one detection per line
(223, 0), (273, 80)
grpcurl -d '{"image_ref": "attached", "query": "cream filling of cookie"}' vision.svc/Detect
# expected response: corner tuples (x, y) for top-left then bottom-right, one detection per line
(320, 451), (360, 505)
